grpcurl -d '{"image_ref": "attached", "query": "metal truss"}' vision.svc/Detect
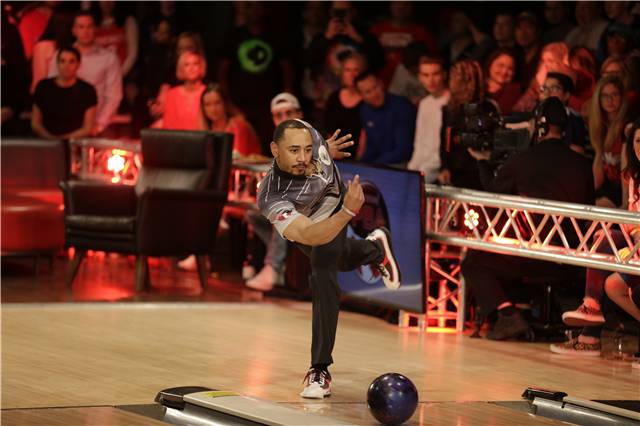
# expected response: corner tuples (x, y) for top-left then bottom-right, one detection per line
(417, 184), (640, 332)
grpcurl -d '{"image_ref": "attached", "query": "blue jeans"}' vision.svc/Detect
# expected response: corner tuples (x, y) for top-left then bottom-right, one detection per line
(246, 209), (287, 273)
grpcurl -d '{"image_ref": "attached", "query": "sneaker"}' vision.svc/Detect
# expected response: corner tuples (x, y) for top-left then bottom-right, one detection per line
(245, 265), (284, 291)
(550, 338), (601, 356)
(562, 304), (605, 327)
(300, 367), (331, 399)
(366, 227), (401, 290)
(486, 311), (532, 341)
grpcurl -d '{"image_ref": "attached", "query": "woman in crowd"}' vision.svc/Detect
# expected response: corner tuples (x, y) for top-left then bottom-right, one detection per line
(600, 55), (625, 78)
(31, 46), (97, 140)
(199, 83), (261, 157)
(160, 50), (206, 130)
(92, 0), (139, 77)
(589, 74), (629, 207)
(484, 48), (521, 115)
(324, 52), (366, 159)
(551, 119), (640, 357)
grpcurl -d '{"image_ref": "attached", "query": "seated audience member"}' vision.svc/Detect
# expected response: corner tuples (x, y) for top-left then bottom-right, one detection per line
(539, 72), (588, 153)
(515, 12), (543, 90)
(589, 75), (629, 207)
(493, 13), (516, 49)
(32, 46), (97, 140)
(48, 11), (122, 136)
(324, 52), (366, 159)
(161, 51), (206, 130)
(551, 120), (640, 356)
(148, 30), (205, 120)
(408, 55), (450, 183)
(565, 1), (608, 52)
(199, 83), (261, 157)
(31, 11), (73, 93)
(371, 1), (436, 86)
(463, 97), (595, 340)
(356, 70), (416, 167)
(445, 10), (494, 64)
(438, 60), (486, 189)
(600, 55), (625, 79)
(388, 41), (429, 106)
(485, 48), (521, 115)
(92, 0), (139, 77)
(542, 1), (575, 44)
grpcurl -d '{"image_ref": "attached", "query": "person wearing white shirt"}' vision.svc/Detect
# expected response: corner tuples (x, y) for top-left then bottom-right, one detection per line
(48, 11), (122, 135)
(408, 56), (450, 183)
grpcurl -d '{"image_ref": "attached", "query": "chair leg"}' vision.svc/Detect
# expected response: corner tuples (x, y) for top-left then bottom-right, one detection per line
(66, 250), (86, 288)
(135, 255), (149, 292)
(196, 255), (208, 291)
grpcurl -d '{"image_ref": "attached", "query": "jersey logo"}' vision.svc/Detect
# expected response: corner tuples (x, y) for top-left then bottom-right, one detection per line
(318, 145), (331, 166)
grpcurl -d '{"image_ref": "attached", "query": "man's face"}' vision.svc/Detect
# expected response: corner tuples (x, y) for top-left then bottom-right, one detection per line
(57, 51), (80, 79)
(515, 20), (539, 48)
(72, 16), (95, 46)
(272, 107), (303, 126)
(357, 75), (385, 108)
(544, 1), (566, 25)
(271, 128), (313, 176)
(493, 15), (514, 43)
(540, 77), (569, 103)
(418, 63), (446, 95)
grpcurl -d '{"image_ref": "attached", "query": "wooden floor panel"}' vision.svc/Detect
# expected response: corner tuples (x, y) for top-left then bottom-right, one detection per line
(1, 406), (168, 426)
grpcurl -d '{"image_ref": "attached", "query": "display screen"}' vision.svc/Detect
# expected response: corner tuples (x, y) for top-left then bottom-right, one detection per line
(337, 162), (425, 313)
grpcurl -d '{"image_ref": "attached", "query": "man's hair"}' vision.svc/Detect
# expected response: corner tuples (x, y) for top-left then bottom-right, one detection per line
(73, 10), (95, 25)
(546, 72), (574, 94)
(354, 69), (377, 86)
(419, 54), (445, 69)
(273, 119), (308, 144)
(57, 45), (81, 62)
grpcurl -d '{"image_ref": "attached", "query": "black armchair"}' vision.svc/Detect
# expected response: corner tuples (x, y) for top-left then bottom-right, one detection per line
(62, 129), (233, 291)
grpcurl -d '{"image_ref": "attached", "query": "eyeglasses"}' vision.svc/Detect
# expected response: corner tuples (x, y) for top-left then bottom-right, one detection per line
(272, 109), (299, 120)
(539, 84), (564, 94)
(600, 92), (621, 101)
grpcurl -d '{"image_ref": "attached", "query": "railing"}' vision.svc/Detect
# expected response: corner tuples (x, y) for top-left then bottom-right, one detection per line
(409, 184), (640, 332)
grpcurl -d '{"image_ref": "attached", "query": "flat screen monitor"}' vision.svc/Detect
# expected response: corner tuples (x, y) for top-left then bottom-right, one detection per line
(337, 162), (425, 313)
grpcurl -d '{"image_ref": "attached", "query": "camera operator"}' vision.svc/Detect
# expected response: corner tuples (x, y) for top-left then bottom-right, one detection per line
(461, 97), (595, 341)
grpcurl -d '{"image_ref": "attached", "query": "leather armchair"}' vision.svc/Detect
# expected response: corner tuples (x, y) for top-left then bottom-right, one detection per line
(62, 129), (233, 291)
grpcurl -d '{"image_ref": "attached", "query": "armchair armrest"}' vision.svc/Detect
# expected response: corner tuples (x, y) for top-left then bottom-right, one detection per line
(136, 188), (229, 256)
(60, 180), (137, 216)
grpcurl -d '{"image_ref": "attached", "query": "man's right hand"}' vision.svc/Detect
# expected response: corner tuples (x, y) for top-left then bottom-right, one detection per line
(343, 174), (364, 214)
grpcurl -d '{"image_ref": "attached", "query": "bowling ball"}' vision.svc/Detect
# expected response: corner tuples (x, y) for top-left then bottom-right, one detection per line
(367, 373), (418, 425)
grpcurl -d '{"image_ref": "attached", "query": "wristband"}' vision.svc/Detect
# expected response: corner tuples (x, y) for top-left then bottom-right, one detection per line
(342, 206), (357, 217)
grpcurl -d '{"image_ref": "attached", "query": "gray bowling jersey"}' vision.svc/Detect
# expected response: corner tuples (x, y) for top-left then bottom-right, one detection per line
(258, 120), (344, 238)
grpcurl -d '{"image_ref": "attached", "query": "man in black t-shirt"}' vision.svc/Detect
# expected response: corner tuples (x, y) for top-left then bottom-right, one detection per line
(32, 46), (97, 139)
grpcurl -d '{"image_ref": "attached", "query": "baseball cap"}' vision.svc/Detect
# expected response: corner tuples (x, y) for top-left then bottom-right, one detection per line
(270, 92), (301, 113)
(537, 96), (567, 127)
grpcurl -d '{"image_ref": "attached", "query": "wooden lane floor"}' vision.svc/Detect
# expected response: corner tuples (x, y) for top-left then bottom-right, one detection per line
(2, 302), (638, 425)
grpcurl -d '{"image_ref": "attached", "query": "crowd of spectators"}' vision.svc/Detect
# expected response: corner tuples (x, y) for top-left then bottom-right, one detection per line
(2, 1), (639, 351)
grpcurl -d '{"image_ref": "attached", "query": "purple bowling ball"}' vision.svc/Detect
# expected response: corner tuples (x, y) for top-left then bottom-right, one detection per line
(367, 373), (419, 425)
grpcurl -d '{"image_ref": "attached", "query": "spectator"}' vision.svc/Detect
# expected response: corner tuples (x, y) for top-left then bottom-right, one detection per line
(219, 1), (295, 148)
(439, 59), (485, 189)
(589, 75), (629, 207)
(18, 1), (56, 59)
(463, 97), (595, 340)
(243, 92), (305, 291)
(324, 52), (366, 159)
(32, 46), (97, 140)
(199, 83), (261, 157)
(371, 1), (437, 86)
(91, 0), (139, 77)
(142, 19), (174, 101)
(2, 6), (30, 135)
(387, 41), (429, 106)
(445, 10), (493, 65)
(565, 1), (608, 52)
(484, 48), (521, 115)
(600, 55), (625, 78)
(493, 13), (516, 49)
(551, 120), (640, 356)
(569, 45), (597, 79)
(622, 50), (640, 119)
(408, 55), (450, 183)
(542, 1), (575, 44)
(48, 10), (122, 135)
(161, 51), (206, 130)
(515, 11), (543, 90)
(539, 71), (588, 153)
(356, 71), (416, 167)
(299, 1), (328, 122)
(30, 10), (73, 93)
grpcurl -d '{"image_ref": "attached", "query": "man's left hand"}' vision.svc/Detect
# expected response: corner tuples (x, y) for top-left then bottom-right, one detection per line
(467, 148), (491, 161)
(327, 129), (354, 160)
